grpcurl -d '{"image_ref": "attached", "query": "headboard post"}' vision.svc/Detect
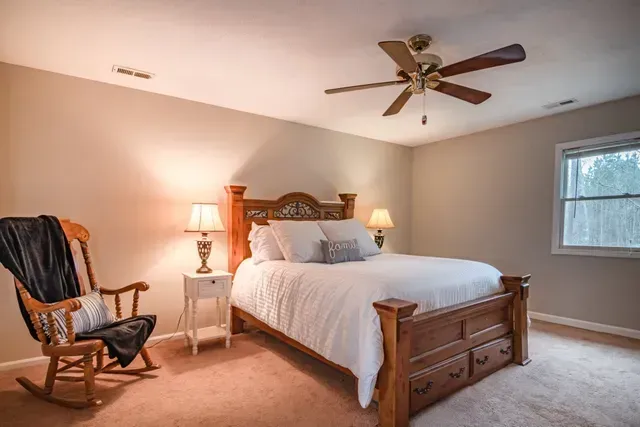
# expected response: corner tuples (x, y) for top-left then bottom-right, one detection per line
(224, 185), (247, 274)
(339, 193), (357, 219)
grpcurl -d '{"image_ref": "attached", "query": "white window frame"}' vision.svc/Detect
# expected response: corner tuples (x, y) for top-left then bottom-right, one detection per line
(551, 131), (640, 258)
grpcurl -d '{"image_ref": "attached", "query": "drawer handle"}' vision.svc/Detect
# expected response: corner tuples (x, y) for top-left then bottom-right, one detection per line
(500, 346), (512, 355)
(476, 356), (490, 366)
(413, 380), (433, 395)
(449, 367), (465, 379)
(211, 280), (216, 284)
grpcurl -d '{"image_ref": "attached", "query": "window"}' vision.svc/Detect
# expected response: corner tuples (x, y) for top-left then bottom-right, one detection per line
(551, 131), (640, 258)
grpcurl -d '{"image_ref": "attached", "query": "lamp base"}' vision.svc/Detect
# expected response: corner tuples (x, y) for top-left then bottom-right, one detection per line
(196, 234), (213, 274)
(196, 265), (213, 274)
(374, 229), (385, 249)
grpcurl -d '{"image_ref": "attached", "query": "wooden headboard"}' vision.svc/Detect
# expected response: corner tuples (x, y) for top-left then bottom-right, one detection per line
(224, 185), (357, 274)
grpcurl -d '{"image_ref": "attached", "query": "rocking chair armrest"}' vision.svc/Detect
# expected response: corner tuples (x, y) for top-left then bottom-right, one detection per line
(100, 281), (150, 295)
(29, 297), (82, 314)
(101, 281), (149, 319)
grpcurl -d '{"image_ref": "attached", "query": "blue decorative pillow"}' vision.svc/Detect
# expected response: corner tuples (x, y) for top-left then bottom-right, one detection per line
(321, 239), (365, 264)
(39, 290), (116, 343)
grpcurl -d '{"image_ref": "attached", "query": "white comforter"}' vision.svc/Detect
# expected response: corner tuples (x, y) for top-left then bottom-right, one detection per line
(231, 253), (504, 408)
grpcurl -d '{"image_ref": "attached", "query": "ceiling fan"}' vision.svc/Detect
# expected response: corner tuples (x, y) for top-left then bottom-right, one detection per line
(324, 35), (526, 123)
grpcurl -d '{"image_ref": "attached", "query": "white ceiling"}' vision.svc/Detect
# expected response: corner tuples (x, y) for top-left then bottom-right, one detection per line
(1, 0), (639, 146)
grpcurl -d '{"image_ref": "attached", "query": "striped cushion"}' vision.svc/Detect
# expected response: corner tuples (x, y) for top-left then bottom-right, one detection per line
(39, 290), (116, 343)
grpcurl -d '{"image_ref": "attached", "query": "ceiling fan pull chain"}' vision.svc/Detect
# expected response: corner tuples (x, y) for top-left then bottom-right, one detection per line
(422, 92), (427, 125)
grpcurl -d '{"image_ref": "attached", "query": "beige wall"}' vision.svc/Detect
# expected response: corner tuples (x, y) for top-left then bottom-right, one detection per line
(0, 62), (412, 363)
(412, 96), (640, 331)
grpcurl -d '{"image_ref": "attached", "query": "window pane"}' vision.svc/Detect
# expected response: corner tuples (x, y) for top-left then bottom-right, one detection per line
(562, 198), (640, 248)
(563, 146), (640, 198)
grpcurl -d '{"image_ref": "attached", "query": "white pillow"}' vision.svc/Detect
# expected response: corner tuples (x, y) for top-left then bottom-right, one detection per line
(317, 219), (381, 257)
(268, 220), (327, 263)
(248, 222), (285, 264)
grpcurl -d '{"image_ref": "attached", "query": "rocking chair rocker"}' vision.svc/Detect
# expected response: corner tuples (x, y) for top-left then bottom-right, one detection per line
(12, 220), (160, 408)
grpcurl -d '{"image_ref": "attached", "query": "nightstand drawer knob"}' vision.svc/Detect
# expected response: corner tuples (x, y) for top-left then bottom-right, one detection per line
(211, 280), (216, 284)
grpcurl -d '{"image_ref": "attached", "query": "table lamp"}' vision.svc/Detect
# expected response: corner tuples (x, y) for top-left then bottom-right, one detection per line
(366, 208), (395, 249)
(185, 203), (225, 273)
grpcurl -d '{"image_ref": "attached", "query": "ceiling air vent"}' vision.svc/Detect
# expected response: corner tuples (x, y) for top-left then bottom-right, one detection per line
(542, 98), (578, 110)
(112, 65), (154, 80)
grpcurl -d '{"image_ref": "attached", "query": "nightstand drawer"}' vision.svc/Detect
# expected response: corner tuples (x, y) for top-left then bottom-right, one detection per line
(197, 278), (228, 298)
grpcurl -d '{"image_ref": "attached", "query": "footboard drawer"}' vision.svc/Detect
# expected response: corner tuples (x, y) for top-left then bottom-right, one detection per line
(409, 352), (469, 413)
(470, 335), (513, 378)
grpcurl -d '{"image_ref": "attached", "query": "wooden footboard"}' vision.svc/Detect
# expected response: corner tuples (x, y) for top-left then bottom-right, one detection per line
(373, 275), (531, 427)
(230, 274), (530, 427)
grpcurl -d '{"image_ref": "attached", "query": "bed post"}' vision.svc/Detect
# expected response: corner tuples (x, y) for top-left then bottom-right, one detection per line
(373, 298), (417, 427)
(225, 186), (247, 335)
(339, 193), (357, 219)
(501, 274), (532, 366)
(224, 185), (247, 275)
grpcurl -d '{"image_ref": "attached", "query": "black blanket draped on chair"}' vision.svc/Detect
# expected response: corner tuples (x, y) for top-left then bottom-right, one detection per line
(0, 215), (156, 367)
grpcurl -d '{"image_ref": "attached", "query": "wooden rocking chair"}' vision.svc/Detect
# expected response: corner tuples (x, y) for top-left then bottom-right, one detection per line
(13, 219), (160, 408)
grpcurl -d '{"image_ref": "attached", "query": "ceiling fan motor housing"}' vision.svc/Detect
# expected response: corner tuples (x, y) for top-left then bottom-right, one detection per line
(395, 52), (444, 78)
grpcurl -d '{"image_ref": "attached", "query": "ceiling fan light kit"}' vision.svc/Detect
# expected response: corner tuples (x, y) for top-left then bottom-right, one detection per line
(325, 34), (526, 124)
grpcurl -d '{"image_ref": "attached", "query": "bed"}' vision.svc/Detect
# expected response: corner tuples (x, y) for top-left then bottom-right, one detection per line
(225, 186), (531, 427)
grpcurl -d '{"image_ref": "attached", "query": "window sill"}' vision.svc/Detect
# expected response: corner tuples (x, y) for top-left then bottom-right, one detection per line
(551, 247), (640, 259)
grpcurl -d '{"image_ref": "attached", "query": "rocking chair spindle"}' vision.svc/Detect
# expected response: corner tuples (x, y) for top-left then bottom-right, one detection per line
(115, 293), (123, 319)
(132, 289), (140, 317)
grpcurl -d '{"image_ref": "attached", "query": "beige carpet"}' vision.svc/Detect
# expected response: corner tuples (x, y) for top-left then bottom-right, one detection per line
(0, 321), (638, 427)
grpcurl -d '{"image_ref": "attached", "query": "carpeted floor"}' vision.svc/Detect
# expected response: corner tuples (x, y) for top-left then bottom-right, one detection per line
(0, 321), (638, 427)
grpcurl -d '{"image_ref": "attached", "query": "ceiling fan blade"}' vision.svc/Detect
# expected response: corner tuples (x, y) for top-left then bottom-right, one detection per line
(378, 41), (419, 73)
(397, 69), (411, 80)
(427, 44), (526, 80)
(383, 86), (413, 116)
(325, 79), (409, 94)
(427, 80), (491, 105)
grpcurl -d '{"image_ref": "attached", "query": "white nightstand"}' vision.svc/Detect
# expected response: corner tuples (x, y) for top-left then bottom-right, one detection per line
(182, 270), (233, 355)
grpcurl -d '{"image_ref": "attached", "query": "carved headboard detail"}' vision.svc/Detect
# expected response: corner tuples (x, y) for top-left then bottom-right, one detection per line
(224, 185), (357, 274)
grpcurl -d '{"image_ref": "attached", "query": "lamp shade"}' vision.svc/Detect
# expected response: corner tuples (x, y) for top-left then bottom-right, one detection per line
(366, 208), (395, 229)
(185, 203), (225, 232)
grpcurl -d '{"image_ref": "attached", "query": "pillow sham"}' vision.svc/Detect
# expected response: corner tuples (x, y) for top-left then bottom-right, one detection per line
(248, 222), (285, 264)
(317, 219), (381, 257)
(321, 239), (365, 264)
(39, 290), (116, 343)
(268, 220), (327, 263)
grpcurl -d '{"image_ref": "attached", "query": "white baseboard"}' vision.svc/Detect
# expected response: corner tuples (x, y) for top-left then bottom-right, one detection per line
(0, 355), (48, 372)
(0, 331), (184, 372)
(529, 311), (640, 340)
(146, 331), (184, 344)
